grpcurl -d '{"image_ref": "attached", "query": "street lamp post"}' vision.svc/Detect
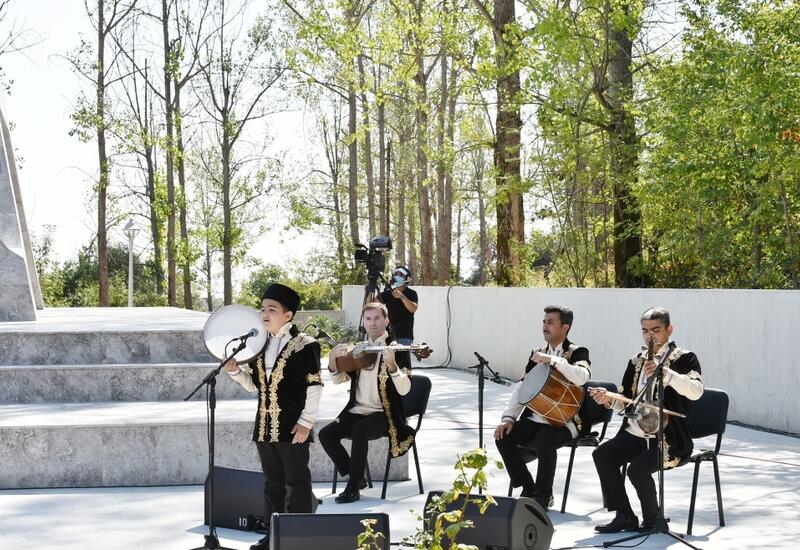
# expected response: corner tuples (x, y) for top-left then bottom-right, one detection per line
(122, 219), (140, 307)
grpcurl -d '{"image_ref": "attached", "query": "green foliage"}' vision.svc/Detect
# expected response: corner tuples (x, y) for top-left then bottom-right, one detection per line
(639, 0), (800, 288)
(33, 229), (168, 308)
(358, 447), (502, 550)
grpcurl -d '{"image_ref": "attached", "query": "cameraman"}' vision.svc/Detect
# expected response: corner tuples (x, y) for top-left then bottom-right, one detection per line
(379, 266), (418, 345)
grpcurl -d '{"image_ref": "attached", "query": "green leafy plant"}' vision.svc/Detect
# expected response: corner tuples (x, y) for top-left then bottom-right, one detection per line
(357, 447), (503, 550)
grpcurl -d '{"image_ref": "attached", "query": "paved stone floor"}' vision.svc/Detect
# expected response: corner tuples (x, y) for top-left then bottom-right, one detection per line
(1, 368), (798, 549)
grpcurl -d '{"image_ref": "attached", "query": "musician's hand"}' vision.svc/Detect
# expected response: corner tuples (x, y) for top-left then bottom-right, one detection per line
(327, 344), (348, 372)
(531, 352), (551, 365)
(223, 357), (240, 373)
(384, 342), (398, 373)
(494, 421), (514, 440)
(643, 359), (657, 378)
(590, 387), (614, 408)
(392, 289), (403, 299)
(291, 424), (311, 444)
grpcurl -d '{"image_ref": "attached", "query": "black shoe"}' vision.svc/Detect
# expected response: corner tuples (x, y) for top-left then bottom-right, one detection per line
(595, 513), (639, 534)
(335, 487), (360, 503)
(533, 492), (554, 511)
(250, 534), (270, 550)
(359, 477), (368, 490)
(640, 515), (668, 532)
(520, 483), (537, 499)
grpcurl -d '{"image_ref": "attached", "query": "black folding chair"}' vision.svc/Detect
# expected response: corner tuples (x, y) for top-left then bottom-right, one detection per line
(331, 374), (432, 499)
(618, 387), (729, 535)
(507, 380), (617, 513)
(684, 387), (728, 535)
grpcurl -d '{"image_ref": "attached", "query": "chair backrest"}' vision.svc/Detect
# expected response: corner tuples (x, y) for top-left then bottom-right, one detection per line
(581, 380), (617, 427)
(688, 388), (729, 448)
(403, 375), (432, 420)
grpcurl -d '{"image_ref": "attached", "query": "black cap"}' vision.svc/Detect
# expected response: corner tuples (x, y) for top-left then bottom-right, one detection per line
(260, 283), (301, 314)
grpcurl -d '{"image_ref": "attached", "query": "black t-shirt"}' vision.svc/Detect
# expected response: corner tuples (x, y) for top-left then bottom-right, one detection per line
(380, 287), (418, 340)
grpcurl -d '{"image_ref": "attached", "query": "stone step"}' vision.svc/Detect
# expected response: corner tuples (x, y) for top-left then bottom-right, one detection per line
(0, 399), (408, 489)
(0, 363), (254, 403)
(0, 307), (211, 365)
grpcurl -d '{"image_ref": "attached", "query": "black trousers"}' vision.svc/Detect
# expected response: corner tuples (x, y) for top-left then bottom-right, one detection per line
(495, 419), (572, 497)
(256, 440), (313, 515)
(592, 429), (661, 522)
(318, 411), (389, 491)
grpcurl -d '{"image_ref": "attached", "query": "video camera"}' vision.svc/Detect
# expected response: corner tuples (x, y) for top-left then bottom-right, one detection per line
(354, 235), (392, 288)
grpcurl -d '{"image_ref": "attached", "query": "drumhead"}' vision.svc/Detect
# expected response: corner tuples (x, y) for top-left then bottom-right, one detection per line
(517, 364), (551, 404)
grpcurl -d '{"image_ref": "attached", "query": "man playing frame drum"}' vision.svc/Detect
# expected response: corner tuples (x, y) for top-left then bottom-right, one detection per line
(495, 305), (591, 510)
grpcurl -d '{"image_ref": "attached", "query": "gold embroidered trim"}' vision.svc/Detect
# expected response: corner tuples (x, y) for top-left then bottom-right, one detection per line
(306, 372), (322, 384)
(261, 334), (307, 443)
(686, 370), (701, 380)
(257, 354), (268, 441)
(662, 438), (681, 469)
(378, 361), (413, 457)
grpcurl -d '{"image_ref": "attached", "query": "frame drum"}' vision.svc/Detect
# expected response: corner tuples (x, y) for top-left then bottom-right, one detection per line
(517, 364), (584, 427)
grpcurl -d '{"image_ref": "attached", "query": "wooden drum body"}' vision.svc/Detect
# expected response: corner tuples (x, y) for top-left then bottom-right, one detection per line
(517, 364), (584, 427)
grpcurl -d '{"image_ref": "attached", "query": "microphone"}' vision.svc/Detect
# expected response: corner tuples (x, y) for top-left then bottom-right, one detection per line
(237, 328), (259, 341)
(474, 351), (488, 365)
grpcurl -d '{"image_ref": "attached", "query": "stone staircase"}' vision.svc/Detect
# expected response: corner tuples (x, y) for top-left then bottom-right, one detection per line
(0, 307), (406, 489)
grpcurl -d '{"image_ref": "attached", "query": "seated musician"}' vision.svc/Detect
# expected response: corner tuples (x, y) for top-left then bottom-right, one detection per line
(494, 305), (591, 510)
(590, 306), (703, 534)
(319, 302), (413, 503)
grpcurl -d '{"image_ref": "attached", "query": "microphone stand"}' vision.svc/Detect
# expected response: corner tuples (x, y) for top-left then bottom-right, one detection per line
(186, 339), (247, 550)
(469, 352), (506, 495)
(604, 342), (701, 550)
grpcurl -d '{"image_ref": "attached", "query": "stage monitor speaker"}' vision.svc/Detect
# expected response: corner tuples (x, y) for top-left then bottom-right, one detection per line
(269, 513), (390, 550)
(204, 466), (268, 531)
(424, 491), (553, 550)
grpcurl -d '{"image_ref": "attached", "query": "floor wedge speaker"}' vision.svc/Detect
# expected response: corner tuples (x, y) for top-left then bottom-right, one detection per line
(269, 513), (390, 550)
(424, 491), (553, 550)
(204, 467), (268, 531)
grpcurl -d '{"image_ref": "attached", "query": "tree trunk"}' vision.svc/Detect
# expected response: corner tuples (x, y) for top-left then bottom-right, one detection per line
(475, 150), (488, 286)
(96, 0), (109, 307)
(348, 81), (360, 247)
(779, 179), (799, 288)
(407, 176), (418, 278)
(493, 0), (524, 287)
(174, 78), (192, 308)
(413, 0), (434, 284)
(378, 101), (388, 235)
(162, 0), (177, 305)
(606, 6), (644, 287)
(145, 145), (163, 295)
(435, 53), (448, 285)
(358, 55), (376, 237)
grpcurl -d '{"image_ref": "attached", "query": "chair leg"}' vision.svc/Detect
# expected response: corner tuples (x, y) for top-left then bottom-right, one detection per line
(507, 479), (513, 498)
(687, 459), (701, 535)
(713, 456), (725, 527)
(365, 460), (374, 488)
(561, 446), (577, 514)
(332, 464), (338, 494)
(381, 447), (392, 500)
(413, 442), (423, 494)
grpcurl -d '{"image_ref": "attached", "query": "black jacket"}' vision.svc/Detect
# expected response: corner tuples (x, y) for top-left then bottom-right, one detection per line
(617, 345), (702, 467)
(245, 325), (323, 443)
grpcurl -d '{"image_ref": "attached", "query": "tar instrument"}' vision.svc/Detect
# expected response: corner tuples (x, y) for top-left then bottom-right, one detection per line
(203, 304), (268, 364)
(517, 355), (584, 427)
(334, 342), (433, 373)
(633, 336), (665, 434)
